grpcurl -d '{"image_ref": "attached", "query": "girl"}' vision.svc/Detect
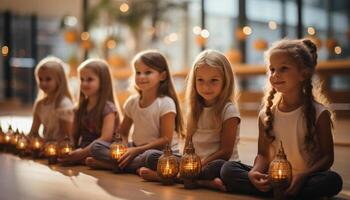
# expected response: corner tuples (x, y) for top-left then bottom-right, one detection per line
(29, 56), (74, 142)
(221, 39), (343, 199)
(140, 50), (241, 192)
(86, 50), (184, 174)
(59, 58), (120, 165)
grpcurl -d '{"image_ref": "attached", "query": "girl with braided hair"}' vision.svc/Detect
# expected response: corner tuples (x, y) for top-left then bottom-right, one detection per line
(220, 38), (342, 199)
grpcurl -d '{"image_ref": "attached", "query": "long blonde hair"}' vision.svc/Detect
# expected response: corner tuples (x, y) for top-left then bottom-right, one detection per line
(185, 49), (237, 137)
(34, 56), (73, 108)
(262, 38), (334, 153)
(76, 58), (120, 132)
(131, 50), (184, 137)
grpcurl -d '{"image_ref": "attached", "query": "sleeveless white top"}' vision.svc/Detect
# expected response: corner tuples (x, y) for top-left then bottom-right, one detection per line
(260, 102), (327, 175)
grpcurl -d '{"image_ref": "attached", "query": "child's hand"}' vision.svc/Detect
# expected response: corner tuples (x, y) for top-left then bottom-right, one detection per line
(285, 172), (307, 196)
(58, 148), (83, 165)
(118, 147), (142, 169)
(248, 170), (271, 192)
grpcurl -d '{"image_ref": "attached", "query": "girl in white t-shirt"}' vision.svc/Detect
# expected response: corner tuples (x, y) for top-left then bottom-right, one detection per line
(29, 56), (74, 142)
(87, 50), (184, 174)
(221, 39), (342, 199)
(140, 50), (241, 191)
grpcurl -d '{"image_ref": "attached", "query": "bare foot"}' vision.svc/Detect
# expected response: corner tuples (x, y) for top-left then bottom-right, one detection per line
(85, 157), (114, 170)
(138, 167), (162, 182)
(197, 178), (227, 192)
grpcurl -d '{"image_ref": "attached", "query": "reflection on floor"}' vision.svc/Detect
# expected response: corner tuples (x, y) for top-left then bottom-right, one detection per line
(0, 114), (349, 200)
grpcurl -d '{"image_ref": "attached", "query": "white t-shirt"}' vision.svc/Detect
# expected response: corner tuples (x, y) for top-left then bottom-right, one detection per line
(36, 96), (74, 141)
(259, 102), (327, 175)
(192, 102), (241, 161)
(124, 95), (179, 152)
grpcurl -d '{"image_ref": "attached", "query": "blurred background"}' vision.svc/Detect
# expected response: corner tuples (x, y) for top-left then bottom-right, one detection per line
(0, 0), (349, 118)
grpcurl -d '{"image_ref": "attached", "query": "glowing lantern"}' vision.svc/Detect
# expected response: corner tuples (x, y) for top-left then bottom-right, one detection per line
(157, 143), (179, 185)
(59, 136), (73, 157)
(179, 136), (201, 189)
(31, 134), (44, 158)
(253, 39), (268, 51)
(110, 133), (127, 172)
(268, 141), (292, 200)
(45, 141), (58, 164)
(16, 133), (28, 157)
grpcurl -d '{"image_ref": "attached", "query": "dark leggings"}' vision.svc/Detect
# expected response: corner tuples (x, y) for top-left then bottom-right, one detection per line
(90, 140), (155, 174)
(220, 161), (343, 199)
(145, 149), (226, 180)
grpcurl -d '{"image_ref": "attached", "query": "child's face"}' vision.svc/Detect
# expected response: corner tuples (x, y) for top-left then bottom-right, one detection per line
(38, 68), (58, 95)
(134, 60), (165, 92)
(268, 51), (305, 94)
(195, 65), (223, 106)
(79, 68), (100, 98)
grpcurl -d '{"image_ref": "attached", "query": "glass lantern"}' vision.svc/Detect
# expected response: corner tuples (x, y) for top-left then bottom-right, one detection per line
(3, 125), (14, 152)
(110, 133), (127, 172)
(45, 141), (58, 164)
(179, 136), (201, 189)
(268, 141), (292, 200)
(0, 126), (4, 151)
(30, 133), (44, 158)
(157, 143), (179, 185)
(16, 133), (28, 157)
(10, 128), (20, 153)
(59, 136), (73, 157)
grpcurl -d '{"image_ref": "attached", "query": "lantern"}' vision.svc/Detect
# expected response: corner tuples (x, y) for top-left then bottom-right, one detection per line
(64, 30), (78, 44)
(59, 136), (73, 157)
(157, 143), (179, 185)
(45, 141), (58, 164)
(31, 134), (44, 158)
(10, 128), (20, 153)
(0, 126), (4, 151)
(179, 136), (201, 189)
(3, 125), (13, 152)
(253, 39), (268, 51)
(226, 49), (242, 64)
(195, 35), (207, 47)
(16, 133), (28, 157)
(110, 133), (127, 172)
(268, 141), (292, 200)
(326, 38), (338, 52)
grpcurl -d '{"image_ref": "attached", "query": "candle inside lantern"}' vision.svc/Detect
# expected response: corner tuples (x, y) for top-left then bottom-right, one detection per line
(34, 141), (40, 149)
(18, 142), (25, 149)
(163, 161), (173, 175)
(111, 145), (124, 161)
(48, 147), (56, 155)
(4, 135), (11, 143)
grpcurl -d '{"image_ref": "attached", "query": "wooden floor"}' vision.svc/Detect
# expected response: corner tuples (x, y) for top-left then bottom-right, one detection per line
(0, 113), (349, 200)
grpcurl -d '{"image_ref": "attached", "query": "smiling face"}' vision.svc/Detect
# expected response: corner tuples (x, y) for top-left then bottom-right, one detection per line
(37, 68), (58, 95)
(268, 50), (306, 94)
(79, 68), (100, 98)
(195, 64), (224, 106)
(134, 60), (165, 93)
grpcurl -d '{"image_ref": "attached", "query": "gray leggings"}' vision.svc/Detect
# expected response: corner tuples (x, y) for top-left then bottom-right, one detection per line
(220, 161), (343, 199)
(145, 149), (226, 180)
(90, 140), (156, 174)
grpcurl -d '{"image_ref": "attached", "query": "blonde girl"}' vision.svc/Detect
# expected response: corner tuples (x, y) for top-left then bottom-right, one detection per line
(140, 50), (241, 191)
(29, 56), (74, 142)
(221, 39), (342, 199)
(59, 58), (120, 165)
(86, 50), (184, 174)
